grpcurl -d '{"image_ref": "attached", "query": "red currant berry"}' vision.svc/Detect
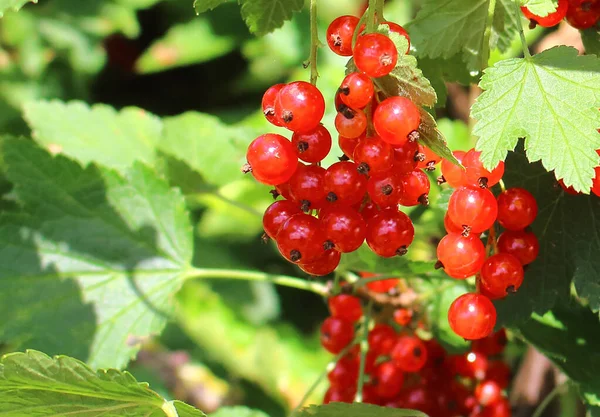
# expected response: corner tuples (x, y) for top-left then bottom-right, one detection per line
(416, 144), (442, 171)
(328, 355), (359, 388)
(521, 0), (569, 27)
(373, 97), (421, 146)
(392, 140), (419, 174)
(359, 271), (399, 293)
(291, 125), (332, 163)
(475, 380), (503, 407)
(339, 72), (375, 109)
(593, 164), (600, 197)
(497, 187), (538, 230)
(441, 150), (467, 188)
(320, 317), (355, 354)
(471, 328), (508, 356)
(479, 253), (524, 299)
(497, 229), (539, 265)
(444, 212), (464, 235)
(398, 170), (430, 206)
(262, 84), (285, 126)
(486, 360), (511, 389)
(246, 134), (298, 185)
(324, 161), (368, 206)
(481, 397), (511, 417)
(353, 33), (398, 78)
(366, 208), (415, 257)
(335, 109), (367, 138)
(326, 15), (359, 56)
(353, 136), (394, 175)
(372, 362), (405, 399)
(368, 323), (397, 355)
(566, 0), (600, 29)
(384, 21), (410, 53)
(449, 293), (497, 340)
(448, 186), (498, 235)
(437, 233), (486, 279)
(367, 171), (403, 208)
(393, 308), (413, 326)
(288, 164), (327, 211)
(463, 149), (505, 188)
(274, 181), (293, 200)
(339, 134), (362, 159)
(277, 213), (326, 263)
(320, 206), (367, 252)
(275, 81), (325, 133)
(323, 386), (355, 404)
(328, 295), (362, 323)
(299, 249), (341, 276)
(263, 200), (302, 239)
(391, 335), (428, 372)
(449, 351), (489, 380)
(396, 386), (434, 416)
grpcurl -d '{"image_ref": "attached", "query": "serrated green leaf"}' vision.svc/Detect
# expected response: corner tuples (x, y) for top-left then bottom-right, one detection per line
(194, 0), (232, 14)
(0, 350), (206, 416)
(239, 0), (304, 36)
(0, 0), (35, 17)
(472, 47), (600, 192)
(520, 0), (558, 16)
(0, 138), (193, 369)
(24, 101), (163, 174)
(211, 406), (269, 417)
(582, 28), (600, 56)
(417, 109), (460, 165)
(297, 403), (428, 417)
(494, 0), (520, 53)
(494, 145), (600, 325)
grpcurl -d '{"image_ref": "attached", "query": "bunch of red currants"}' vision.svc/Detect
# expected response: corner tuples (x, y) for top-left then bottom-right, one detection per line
(521, 0), (600, 29)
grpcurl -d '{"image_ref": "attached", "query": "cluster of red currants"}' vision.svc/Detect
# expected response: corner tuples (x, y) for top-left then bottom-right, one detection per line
(435, 149), (539, 340)
(245, 16), (435, 276)
(321, 293), (513, 417)
(521, 0), (600, 29)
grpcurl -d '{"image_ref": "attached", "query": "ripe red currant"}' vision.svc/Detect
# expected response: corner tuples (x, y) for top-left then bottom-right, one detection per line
(276, 213), (326, 263)
(324, 161), (368, 206)
(593, 164), (600, 197)
(416, 144), (442, 171)
(392, 140), (419, 174)
(372, 362), (405, 399)
(262, 200), (302, 239)
(291, 125), (332, 163)
(335, 109), (367, 138)
(496, 187), (538, 231)
(359, 271), (399, 293)
(320, 206), (367, 253)
(497, 229), (539, 265)
(486, 360), (511, 389)
(299, 249), (341, 276)
(246, 134), (298, 185)
(441, 150), (467, 188)
(437, 233), (486, 279)
(565, 0), (599, 29)
(320, 317), (355, 353)
(448, 293), (497, 340)
(323, 386), (355, 404)
(288, 164), (327, 211)
(398, 170), (430, 206)
(353, 33), (398, 78)
(353, 135), (394, 175)
(328, 295), (362, 323)
(328, 355), (359, 388)
(393, 308), (413, 326)
(368, 323), (397, 355)
(521, 0), (569, 27)
(444, 212), (464, 235)
(367, 171), (403, 208)
(391, 335), (428, 372)
(384, 21), (410, 53)
(447, 186), (498, 235)
(471, 329), (508, 356)
(366, 208), (415, 257)
(373, 97), (421, 146)
(475, 380), (502, 407)
(480, 253), (524, 299)
(275, 81), (325, 133)
(262, 84), (285, 126)
(481, 397), (511, 417)
(338, 134), (363, 159)
(339, 72), (374, 109)
(326, 15), (360, 56)
(463, 149), (505, 188)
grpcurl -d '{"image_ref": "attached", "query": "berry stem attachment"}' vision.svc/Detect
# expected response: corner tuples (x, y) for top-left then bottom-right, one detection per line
(352, 12), (368, 48)
(366, 0), (377, 32)
(486, 225), (499, 256)
(354, 301), (373, 403)
(481, 0), (497, 70)
(309, 0), (320, 85)
(514, 0), (532, 58)
(498, 178), (507, 192)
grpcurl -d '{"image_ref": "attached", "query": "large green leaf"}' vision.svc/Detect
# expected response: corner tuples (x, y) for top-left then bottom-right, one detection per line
(472, 47), (600, 192)
(582, 28), (600, 56)
(193, 0), (232, 14)
(0, 350), (206, 416)
(297, 403), (428, 417)
(0, 0), (35, 17)
(0, 138), (193, 369)
(520, 0), (557, 15)
(211, 407), (269, 417)
(239, 0), (304, 36)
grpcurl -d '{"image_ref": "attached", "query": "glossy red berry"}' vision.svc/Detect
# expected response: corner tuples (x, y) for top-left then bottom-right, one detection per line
(398, 170), (430, 206)
(366, 208), (415, 257)
(367, 171), (403, 208)
(320, 206), (367, 253)
(299, 249), (341, 276)
(353, 136), (394, 175)
(463, 149), (505, 188)
(472, 329), (508, 356)
(486, 360), (511, 389)
(291, 125), (332, 163)
(391, 335), (428, 372)
(497, 229), (539, 265)
(444, 212), (464, 235)
(448, 293), (497, 340)
(262, 84), (285, 126)
(373, 97), (421, 146)
(372, 362), (405, 399)
(566, 0), (599, 29)
(339, 134), (362, 159)
(328, 295), (362, 323)
(326, 15), (360, 56)
(288, 164), (327, 211)
(368, 323), (397, 355)
(392, 140), (419, 174)
(339, 72), (375, 109)
(416, 144), (442, 171)
(593, 164), (600, 197)
(246, 134), (298, 185)
(521, 0), (569, 27)
(449, 351), (489, 380)
(262, 200), (303, 239)
(359, 271), (399, 293)
(324, 161), (368, 206)
(481, 397), (511, 417)
(441, 151), (467, 188)
(277, 213), (326, 263)
(353, 33), (398, 78)
(320, 317), (355, 354)
(328, 355), (359, 388)
(384, 21), (410, 53)
(393, 308), (413, 326)
(275, 81), (325, 133)
(475, 381), (503, 406)
(437, 233), (486, 279)
(448, 186), (498, 235)
(480, 253), (524, 299)
(335, 109), (367, 138)
(497, 187), (538, 231)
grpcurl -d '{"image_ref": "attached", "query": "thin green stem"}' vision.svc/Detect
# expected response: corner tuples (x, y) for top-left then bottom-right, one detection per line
(352, 12), (368, 48)
(184, 268), (329, 296)
(309, 0), (320, 85)
(366, 0), (377, 32)
(374, 0), (385, 22)
(481, 0), (497, 70)
(532, 383), (567, 417)
(514, 0), (532, 58)
(354, 301), (373, 403)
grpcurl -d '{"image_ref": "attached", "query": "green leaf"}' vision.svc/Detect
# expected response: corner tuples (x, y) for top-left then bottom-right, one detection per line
(135, 18), (236, 74)
(0, 0), (35, 17)
(297, 403), (428, 417)
(0, 138), (193, 369)
(417, 109), (461, 165)
(239, 0), (304, 36)
(582, 28), (600, 56)
(194, 0), (232, 14)
(211, 407), (269, 417)
(494, 0), (520, 53)
(472, 47), (600, 192)
(338, 244), (439, 276)
(0, 350), (206, 416)
(23, 101), (163, 174)
(520, 0), (558, 16)
(425, 280), (470, 353)
(516, 304), (600, 406)
(494, 145), (600, 325)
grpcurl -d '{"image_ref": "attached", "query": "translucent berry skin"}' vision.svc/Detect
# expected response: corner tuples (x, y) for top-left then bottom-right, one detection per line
(246, 134), (298, 185)
(367, 171), (403, 208)
(276, 213), (325, 263)
(398, 170), (430, 206)
(359, 201), (380, 222)
(393, 308), (413, 326)
(328, 355), (359, 388)
(353, 33), (398, 77)
(274, 81), (325, 133)
(262, 84), (285, 126)
(366, 208), (415, 257)
(340, 72), (374, 109)
(463, 149), (505, 188)
(323, 386), (354, 404)
(372, 362), (405, 399)
(291, 125), (332, 163)
(521, 0), (569, 27)
(448, 293), (497, 340)
(320, 317), (354, 353)
(320, 206), (366, 253)
(391, 335), (428, 372)
(299, 249), (341, 276)
(449, 351), (489, 380)
(368, 323), (397, 354)
(566, 0), (600, 29)
(288, 164), (327, 210)
(486, 360), (511, 389)
(481, 397), (511, 417)
(335, 110), (367, 138)
(392, 140), (419, 174)
(497, 229), (539, 265)
(353, 136), (394, 175)
(385, 21), (410, 53)
(328, 295), (363, 323)
(373, 97), (421, 146)
(437, 233), (486, 279)
(472, 329), (508, 356)
(416, 144), (442, 171)
(263, 200), (302, 239)
(448, 186), (498, 234)
(496, 187), (538, 231)
(475, 381), (502, 406)
(480, 253), (524, 299)
(441, 150), (467, 188)
(338, 134), (363, 159)
(324, 161), (368, 206)
(326, 15), (359, 56)
(444, 212), (464, 235)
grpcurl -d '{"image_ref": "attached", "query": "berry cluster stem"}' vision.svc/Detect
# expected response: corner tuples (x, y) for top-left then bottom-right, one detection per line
(486, 225), (498, 256)
(514, 0), (532, 58)
(354, 301), (373, 403)
(309, 0), (320, 85)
